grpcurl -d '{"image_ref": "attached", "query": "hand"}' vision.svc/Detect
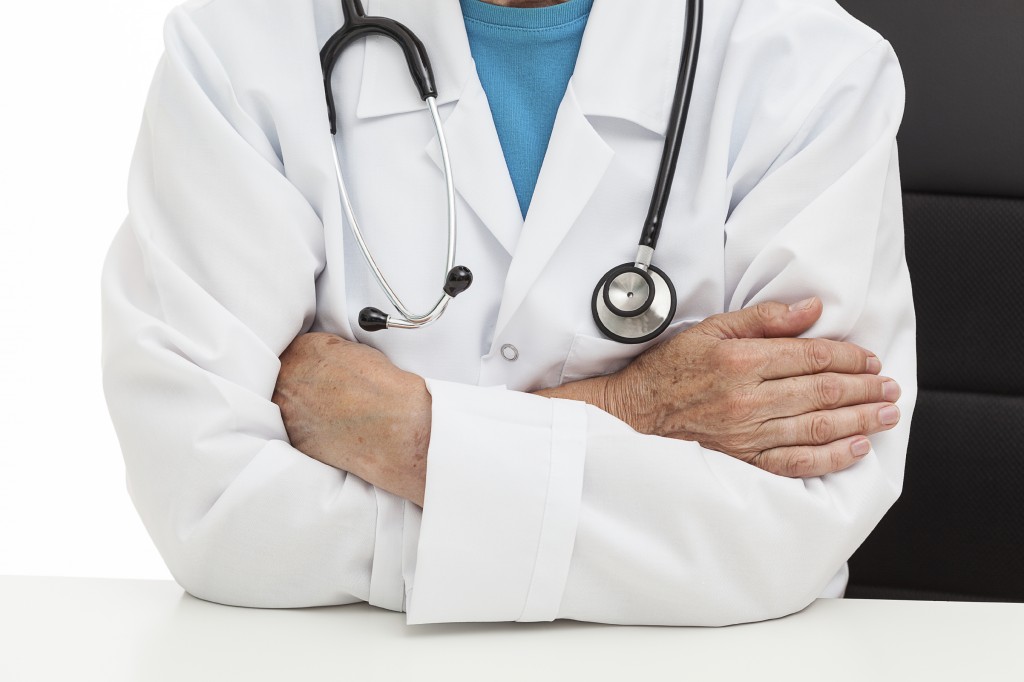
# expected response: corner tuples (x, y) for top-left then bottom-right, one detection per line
(606, 298), (901, 477)
(272, 333), (431, 506)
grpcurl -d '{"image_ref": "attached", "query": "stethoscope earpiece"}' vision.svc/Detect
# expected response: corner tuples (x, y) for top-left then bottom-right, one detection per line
(359, 265), (474, 332)
(359, 307), (390, 332)
(443, 266), (474, 298)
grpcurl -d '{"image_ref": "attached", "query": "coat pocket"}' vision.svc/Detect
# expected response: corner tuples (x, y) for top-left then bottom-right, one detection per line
(558, 320), (697, 385)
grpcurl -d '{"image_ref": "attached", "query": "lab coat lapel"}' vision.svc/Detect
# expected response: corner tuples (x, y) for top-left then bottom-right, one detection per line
(424, 76), (524, 256)
(359, 0), (523, 256)
(491, 86), (613, 338)
(356, 0), (466, 117)
(570, 0), (689, 136)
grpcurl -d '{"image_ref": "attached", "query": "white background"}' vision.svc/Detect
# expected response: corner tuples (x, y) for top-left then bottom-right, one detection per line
(0, 1), (186, 580)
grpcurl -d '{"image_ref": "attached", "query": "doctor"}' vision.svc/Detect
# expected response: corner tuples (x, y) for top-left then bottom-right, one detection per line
(102, 0), (914, 625)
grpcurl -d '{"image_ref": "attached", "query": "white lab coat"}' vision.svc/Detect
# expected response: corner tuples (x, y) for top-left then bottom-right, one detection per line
(102, 0), (915, 625)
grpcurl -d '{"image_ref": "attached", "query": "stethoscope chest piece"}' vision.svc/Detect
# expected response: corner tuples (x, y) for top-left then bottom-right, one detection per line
(592, 263), (677, 344)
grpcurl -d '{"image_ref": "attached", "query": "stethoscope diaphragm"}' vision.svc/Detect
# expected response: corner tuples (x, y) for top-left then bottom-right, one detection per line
(592, 263), (677, 344)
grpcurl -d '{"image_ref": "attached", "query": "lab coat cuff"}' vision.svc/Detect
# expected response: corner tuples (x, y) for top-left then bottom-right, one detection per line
(405, 380), (587, 624)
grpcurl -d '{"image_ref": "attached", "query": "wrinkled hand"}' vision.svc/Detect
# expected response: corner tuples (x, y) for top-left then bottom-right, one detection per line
(605, 298), (901, 477)
(272, 333), (430, 506)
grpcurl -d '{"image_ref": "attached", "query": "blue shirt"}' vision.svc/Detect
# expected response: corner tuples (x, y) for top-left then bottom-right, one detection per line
(460, 0), (594, 218)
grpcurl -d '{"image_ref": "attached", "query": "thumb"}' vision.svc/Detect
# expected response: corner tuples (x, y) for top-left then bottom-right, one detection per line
(697, 298), (822, 340)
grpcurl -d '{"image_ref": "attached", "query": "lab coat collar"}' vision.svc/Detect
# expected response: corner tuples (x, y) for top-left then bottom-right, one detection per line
(356, 0), (471, 118)
(355, 0), (688, 135)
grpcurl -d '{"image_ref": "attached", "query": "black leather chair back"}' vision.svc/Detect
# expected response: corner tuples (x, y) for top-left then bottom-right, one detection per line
(836, 0), (1024, 601)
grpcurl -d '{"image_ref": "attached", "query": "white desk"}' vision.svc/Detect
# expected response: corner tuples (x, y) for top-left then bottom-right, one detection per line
(1, 577), (1021, 681)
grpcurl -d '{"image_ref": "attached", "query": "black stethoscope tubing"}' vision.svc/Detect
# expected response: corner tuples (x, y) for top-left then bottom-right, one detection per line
(322, 0), (437, 135)
(641, 0), (703, 251)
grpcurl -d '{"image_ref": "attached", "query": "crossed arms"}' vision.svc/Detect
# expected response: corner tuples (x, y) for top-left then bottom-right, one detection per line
(273, 298), (902, 507)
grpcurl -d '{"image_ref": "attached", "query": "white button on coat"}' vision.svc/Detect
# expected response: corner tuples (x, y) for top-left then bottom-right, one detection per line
(101, 0), (915, 626)
(500, 344), (519, 362)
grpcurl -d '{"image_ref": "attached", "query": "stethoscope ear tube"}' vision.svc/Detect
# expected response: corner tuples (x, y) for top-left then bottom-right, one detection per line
(324, 6), (470, 333)
(323, 3), (471, 333)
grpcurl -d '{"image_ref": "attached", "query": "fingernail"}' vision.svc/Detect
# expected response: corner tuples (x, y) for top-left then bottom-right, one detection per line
(852, 439), (872, 457)
(789, 297), (816, 312)
(882, 381), (901, 402)
(866, 356), (882, 374)
(879, 405), (901, 425)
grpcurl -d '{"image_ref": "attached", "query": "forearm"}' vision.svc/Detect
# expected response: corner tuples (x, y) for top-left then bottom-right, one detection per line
(274, 334), (432, 506)
(532, 374), (612, 410)
(291, 370), (606, 507)
(287, 299), (898, 503)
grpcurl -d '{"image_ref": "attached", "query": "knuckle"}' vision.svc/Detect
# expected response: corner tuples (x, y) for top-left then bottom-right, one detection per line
(696, 314), (727, 337)
(829, 445), (847, 473)
(868, 378), (883, 403)
(755, 301), (777, 324)
(747, 420), (771, 447)
(785, 450), (816, 478)
(805, 339), (834, 373)
(702, 308), (747, 337)
(858, 407), (875, 433)
(749, 450), (772, 473)
(705, 309), (731, 326)
(809, 414), (835, 444)
(724, 392), (757, 422)
(814, 375), (843, 408)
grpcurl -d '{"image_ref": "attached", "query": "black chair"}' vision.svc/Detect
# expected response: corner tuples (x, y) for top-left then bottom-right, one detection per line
(834, 0), (1024, 602)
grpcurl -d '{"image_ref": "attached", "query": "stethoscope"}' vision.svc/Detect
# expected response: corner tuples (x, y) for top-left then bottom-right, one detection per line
(321, 0), (703, 344)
